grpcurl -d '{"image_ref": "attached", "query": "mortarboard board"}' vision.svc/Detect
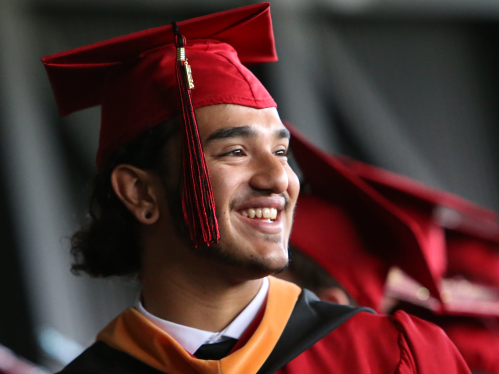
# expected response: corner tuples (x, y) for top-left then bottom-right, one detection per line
(42, 3), (277, 246)
(287, 123), (442, 311)
(42, 3), (276, 123)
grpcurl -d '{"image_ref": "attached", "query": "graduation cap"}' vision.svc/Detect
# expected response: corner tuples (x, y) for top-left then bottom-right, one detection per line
(41, 3), (277, 246)
(287, 123), (442, 312)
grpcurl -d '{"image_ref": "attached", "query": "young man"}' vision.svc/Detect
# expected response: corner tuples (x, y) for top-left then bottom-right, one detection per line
(43, 3), (471, 373)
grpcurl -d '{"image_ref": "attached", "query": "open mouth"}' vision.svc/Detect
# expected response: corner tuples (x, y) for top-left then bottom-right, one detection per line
(239, 207), (278, 222)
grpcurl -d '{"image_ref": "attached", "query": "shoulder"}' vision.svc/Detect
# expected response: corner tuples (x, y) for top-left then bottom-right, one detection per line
(339, 308), (447, 338)
(389, 309), (452, 341)
(389, 310), (471, 373)
(57, 341), (161, 374)
(335, 308), (464, 345)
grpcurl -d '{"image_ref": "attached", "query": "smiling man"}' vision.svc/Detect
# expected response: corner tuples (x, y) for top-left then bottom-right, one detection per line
(42, 3), (471, 374)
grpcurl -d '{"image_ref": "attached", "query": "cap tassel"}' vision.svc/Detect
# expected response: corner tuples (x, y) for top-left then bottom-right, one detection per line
(172, 22), (220, 246)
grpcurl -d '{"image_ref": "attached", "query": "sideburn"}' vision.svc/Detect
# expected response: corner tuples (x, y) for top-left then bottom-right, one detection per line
(157, 128), (191, 243)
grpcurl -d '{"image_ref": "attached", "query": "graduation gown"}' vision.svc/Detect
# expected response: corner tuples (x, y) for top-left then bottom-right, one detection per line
(58, 277), (470, 374)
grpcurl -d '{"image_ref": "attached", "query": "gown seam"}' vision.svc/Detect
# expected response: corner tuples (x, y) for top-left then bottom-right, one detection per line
(393, 330), (407, 374)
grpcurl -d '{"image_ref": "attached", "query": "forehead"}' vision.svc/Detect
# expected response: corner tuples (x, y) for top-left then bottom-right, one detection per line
(195, 104), (285, 139)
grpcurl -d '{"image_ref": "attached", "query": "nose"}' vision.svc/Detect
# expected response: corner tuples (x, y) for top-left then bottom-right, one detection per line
(249, 152), (289, 194)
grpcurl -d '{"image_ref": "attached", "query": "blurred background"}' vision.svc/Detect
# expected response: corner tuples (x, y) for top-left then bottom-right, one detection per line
(2, 0), (499, 371)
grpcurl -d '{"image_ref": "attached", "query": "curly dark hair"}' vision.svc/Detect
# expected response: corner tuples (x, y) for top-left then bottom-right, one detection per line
(71, 118), (180, 278)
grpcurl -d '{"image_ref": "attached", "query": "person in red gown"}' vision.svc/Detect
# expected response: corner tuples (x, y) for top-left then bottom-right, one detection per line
(42, 3), (471, 373)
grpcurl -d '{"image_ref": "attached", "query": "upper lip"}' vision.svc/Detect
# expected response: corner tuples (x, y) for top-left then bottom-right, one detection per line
(234, 196), (286, 212)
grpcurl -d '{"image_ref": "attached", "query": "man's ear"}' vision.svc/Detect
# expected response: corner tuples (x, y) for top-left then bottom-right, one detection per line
(111, 164), (161, 225)
(318, 287), (350, 306)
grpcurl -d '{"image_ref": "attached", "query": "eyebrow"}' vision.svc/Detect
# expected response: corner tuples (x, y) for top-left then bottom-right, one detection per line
(206, 125), (291, 142)
(277, 128), (291, 140)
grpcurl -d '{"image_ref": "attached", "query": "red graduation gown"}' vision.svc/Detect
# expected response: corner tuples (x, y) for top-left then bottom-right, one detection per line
(277, 310), (468, 374)
(59, 277), (470, 374)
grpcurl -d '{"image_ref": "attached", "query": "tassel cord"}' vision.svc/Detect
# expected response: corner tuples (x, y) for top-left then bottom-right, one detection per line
(172, 24), (220, 246)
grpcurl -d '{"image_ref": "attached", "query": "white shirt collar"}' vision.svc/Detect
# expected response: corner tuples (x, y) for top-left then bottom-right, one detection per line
(136, 277), (269, 355)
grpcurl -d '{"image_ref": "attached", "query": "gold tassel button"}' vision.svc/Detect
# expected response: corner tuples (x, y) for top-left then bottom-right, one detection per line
(184, 62), (195, 90)
(177, 47), (186, 61)
(177, 47), (194, 89)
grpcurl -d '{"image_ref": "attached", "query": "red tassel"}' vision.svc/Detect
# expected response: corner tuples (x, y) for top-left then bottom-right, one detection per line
(172, 23), (220, 247)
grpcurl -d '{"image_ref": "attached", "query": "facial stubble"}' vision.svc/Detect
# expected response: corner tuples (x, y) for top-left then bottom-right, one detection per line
(165, 184), (291, 277)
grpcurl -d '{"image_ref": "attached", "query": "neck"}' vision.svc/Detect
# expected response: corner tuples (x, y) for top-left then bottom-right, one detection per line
(140, 239), (263, 333)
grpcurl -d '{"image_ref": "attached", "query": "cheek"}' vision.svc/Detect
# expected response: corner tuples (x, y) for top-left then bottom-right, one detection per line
(286, 167), (300, 206)
(208, 165), (242, 210)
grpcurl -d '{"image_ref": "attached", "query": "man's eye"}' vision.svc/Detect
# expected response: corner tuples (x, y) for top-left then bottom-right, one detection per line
(221, 149), (245, 157)
(275, 148), (288, 156)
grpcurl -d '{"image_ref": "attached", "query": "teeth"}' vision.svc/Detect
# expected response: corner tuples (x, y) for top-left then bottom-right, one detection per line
(241, 207), (278, 221)
(263, 208), (271, 218)
(270, 208), (277, 220)
(248, 209), (256, 218)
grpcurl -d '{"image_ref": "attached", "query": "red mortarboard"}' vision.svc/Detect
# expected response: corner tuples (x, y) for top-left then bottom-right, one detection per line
(42, 3), (277, 246)
(287, 123), (440, 311)
(42, 3), (276, 166)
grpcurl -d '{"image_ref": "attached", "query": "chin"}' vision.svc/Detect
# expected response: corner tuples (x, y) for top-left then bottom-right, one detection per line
(237, 255), (288, 280)
(194, 238), (289, 279)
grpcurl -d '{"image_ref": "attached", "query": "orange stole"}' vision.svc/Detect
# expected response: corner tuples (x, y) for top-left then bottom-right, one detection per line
(97, 277), (301, 374)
